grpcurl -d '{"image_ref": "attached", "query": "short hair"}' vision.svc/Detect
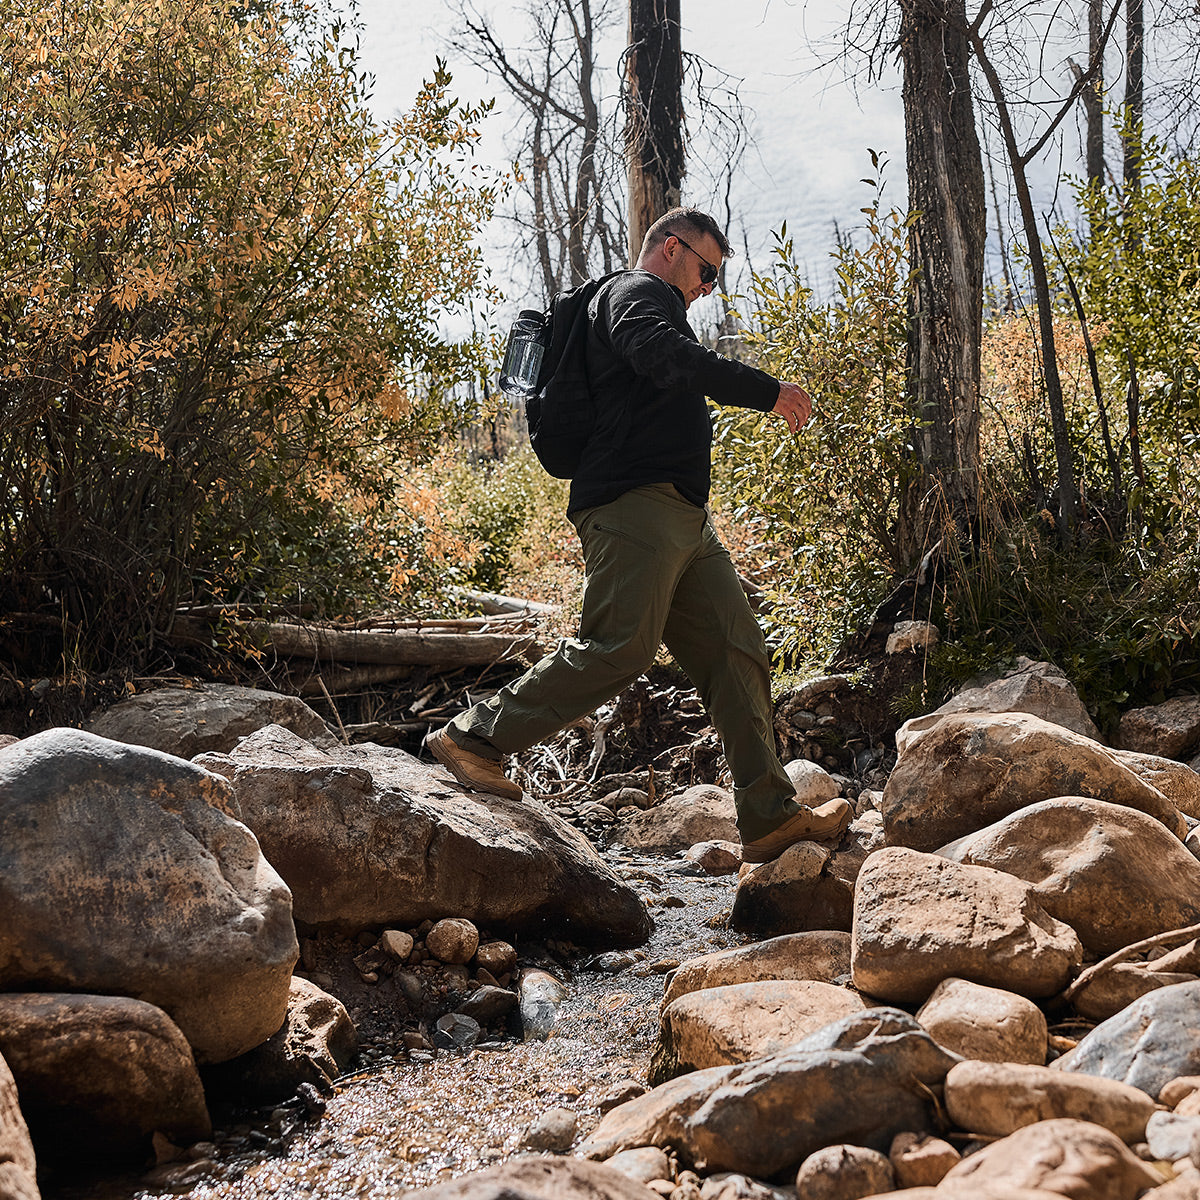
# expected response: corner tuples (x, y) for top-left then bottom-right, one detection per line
(641, 207), (733, 260)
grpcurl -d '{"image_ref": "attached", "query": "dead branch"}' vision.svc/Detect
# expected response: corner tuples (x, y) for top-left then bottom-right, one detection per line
(1057, 920), (1200, 1008)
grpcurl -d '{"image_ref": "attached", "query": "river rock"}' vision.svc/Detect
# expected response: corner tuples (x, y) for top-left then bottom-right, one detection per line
(1071, 961), (1198, 1022)
(881, 712), (1183, 851)
(888, 1132), (959, 1187)
(0, 728), (297, 1062)
(851, 848), (1081, 1003)
(895, 659), (1101, 750)
(580, 1008), (959, 1178)
(86, 682), (331, 757)
(205, 976), (357, 1102)
(616, 785), (739, 853)
(684, 841), (742, 875)
(1118, 696), (1200, 760)
(730, 814), (882, 938)
(939, 1118), (1161, 1198)
(1054, 980), (1200, 1098)
(521, 1106), (577, 1152)
(0, 993), (211, 1161)
(648, 980), (866, 1084)
(456, 985), (518, 1025)
(662, 932), (852, 1008)
(795, 1144), (894, 1198)
(601, 1146), (670, 1185)
(1147, 1111), (1200, 1161)
(939, 796), (1200, 955)
(783, 760), (841, 806)
(944, 1059), (1156, 1142)
(427, 919), (479, 965)
(1109, 750), (1200, 819)
(195, 726), (650, 945)
(0, 1051), (38, 1200)
(915, 977), (1047, 1064)
(405, 1157), (663, 1198)
(475, 941), (517, 976)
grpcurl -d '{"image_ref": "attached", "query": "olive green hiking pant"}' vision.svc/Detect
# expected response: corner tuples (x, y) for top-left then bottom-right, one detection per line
(446, 483), (800, 841)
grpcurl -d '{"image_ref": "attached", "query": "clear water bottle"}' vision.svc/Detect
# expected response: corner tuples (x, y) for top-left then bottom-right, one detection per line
(499, 309), (547, 398)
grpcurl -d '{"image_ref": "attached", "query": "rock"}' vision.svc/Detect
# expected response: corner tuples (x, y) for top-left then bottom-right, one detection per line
(888, 1132), (959, 1188)
(939, 797), (1200, 955)
(381, 930), (415, 960)
(195, 726), (650, 945)
(0, 728), (297, 1062)
(456, 985), (518, 1026)
(86, 682), (331, 757)
(1070, 961), (1198, 1022)
(204, 976), (357, 1102)
(0, 993), (210, 1162)
(662, 932), (852, 1009)
(881, 712), (1183, 852)
(895, 659), (1101, 750)
(1147, 1111), (1200, 1161)
(475, 941), (517, 976)
(1054, 981), (1200, 1099)
(795, 1144), (894, 1198)
(684, 842), (742, 875)
(579, 1008), (959, 1178)
(427, 919), (480, 965)
(603, 1147), (671, 1185)
(783, 760), (841, 806)
(850, 848), (1082, 1003)
(1164, 1077), (1200, 1108)
(1154, 1164), (1200, 1200)
(730, 814), (882, 938)
(599, 788), (653, 811)
(616, 785), (739, 853)
(886, 621), (939, 654)
(0, 1050), (38, 1200)
(648, 981), (866, 1084)
(1109, 750), (1200, 820)
(699, 1174), (791, 1199)
(521, 1106), (578, 1152)
(519, 969), (568, 1042)
(597, 1079), (649, 1114)
(404, 1157), (663, 1198)
(938, 1118), (1161, 1198)
(943, 1059), (1156, 1142)
(434, 1013), (481, 1051)
(1118, 696), (1200, 760)
(915, 978), (1047, 1064)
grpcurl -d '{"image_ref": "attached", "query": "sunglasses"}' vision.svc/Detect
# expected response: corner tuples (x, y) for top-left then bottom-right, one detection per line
(673, 235), (719, 286)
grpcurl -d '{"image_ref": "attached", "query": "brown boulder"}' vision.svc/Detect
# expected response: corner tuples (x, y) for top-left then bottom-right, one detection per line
(915, 977), (1047, 1064)
(404, 1157), (662, 1198)
(616, 785), (739, 853)
(0, 1051), (38, 1200)
(1118, 695), (1200, 760)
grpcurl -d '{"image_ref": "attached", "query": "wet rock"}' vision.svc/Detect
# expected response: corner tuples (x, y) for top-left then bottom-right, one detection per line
(915, 978), (1047, 1064)
(0, 993), (210, 1162)
(580, 1009), (959, 1178)
(895, 658), (1101, 749)
(0, 728), (297, 1063)
(939, 797), (1200, 956)
(381, 930), (415, 960)
(85, 682), (331, 758)
(195, 726), (651, 947)
(616, 785), (739, 853)
(603, 1147), (671, 1184)
(521, 1106), (578, 1152)
(649, 980), (866, 1084)
(1054, 980), (1200, 1099)
(0, 1050), (38, 1200)
(783, 759), (841, 806)
(850, 848), (1082, 1003)
(1147, 1111), (1200, 1161)
(944, 1060), (1156, 1142)
(888, 1132), (959, 1187)
(938, 1118), (1161, 1198)
(427, 919), (479, 965)
(1118, 696), (1200, 760)
(404, 1157), (663, 1198)
(456, 985), (518, 1026)
(434, 1012), (480, 1051)
(794, 1143), (894, 1198)
(205, 976), (357, 1102)
(662, 932), (851, 1009)
(519, 969), (568, 1042)
(684, 842), (742, 875)
(881, 712), (1183, 852)
(475, 941), (517, 977)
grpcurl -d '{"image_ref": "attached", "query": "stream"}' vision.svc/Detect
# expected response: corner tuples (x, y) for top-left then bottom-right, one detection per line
(45, 849), (741, 1199)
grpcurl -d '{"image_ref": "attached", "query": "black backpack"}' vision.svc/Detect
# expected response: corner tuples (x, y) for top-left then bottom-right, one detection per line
(525, 270), (624, 479)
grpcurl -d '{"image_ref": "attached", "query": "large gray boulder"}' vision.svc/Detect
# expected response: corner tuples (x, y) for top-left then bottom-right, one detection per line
(0, 993), (211, 1161)
(579, 1009), (959, 1178)
(939, 797), (1200, 955)
(195, 726), (650, 946)
(881, 712), (1184, 851)
(851, 848), (1081, 1003)
(0, 1051), (38, 1200)
(0, 729), (298, 1063)
(86, 682), (331, 757)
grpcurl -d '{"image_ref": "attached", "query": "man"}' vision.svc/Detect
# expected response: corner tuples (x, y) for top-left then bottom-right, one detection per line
(427, 207), (850, 864)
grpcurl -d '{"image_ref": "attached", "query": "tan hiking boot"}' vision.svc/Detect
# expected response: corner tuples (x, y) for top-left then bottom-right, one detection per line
(425, 727), (523, 802)
(740, 797), (853, 864)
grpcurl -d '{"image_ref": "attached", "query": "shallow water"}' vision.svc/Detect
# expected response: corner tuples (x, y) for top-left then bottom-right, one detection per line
(45, 852), (741, 1199)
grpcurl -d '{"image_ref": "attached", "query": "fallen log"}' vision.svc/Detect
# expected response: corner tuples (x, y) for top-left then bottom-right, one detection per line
(287, 664), (415, 697)
(451, 588), (559, 617)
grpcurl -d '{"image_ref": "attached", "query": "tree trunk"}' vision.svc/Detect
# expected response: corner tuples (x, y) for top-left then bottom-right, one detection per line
(1088, 0), (1106, 190)
(1124, 0), (1144, 192)
(897, 0), (987, 565)
(624, 0), (685, 264)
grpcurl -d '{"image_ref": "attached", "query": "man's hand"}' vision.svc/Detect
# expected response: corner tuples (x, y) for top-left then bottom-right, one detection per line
(772, 381), (813, 434)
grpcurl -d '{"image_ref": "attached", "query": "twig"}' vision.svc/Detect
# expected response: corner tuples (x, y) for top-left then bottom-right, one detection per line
(317, 677), (350, 745)
(1057, 921), (1200, 1008)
